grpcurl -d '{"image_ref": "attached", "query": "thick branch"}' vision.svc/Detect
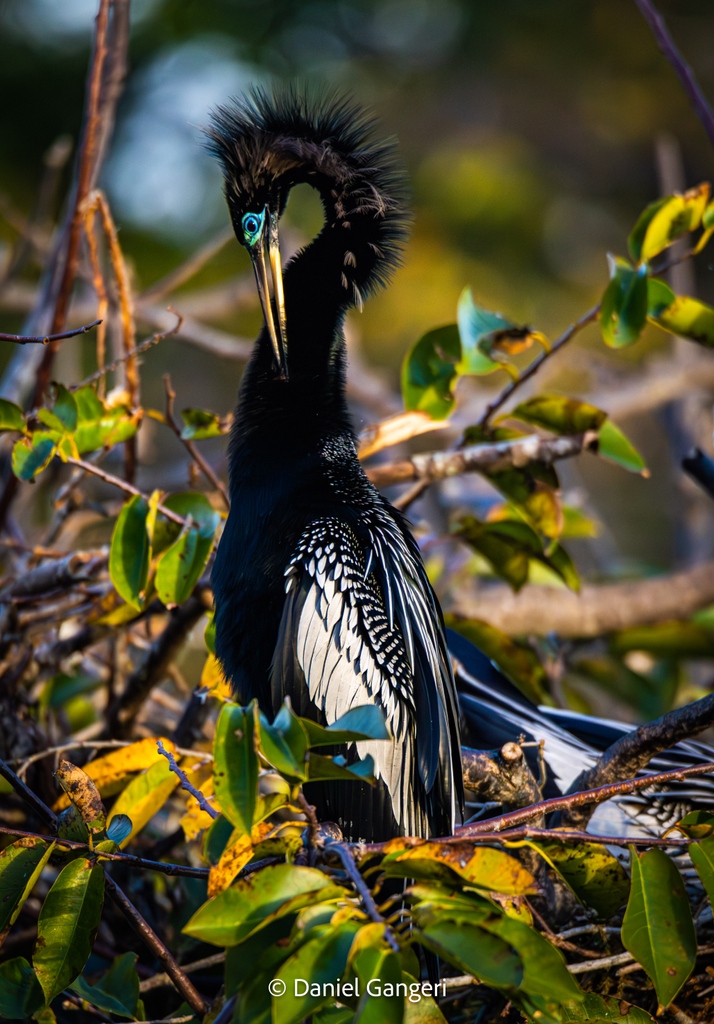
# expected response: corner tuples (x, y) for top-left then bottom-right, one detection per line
(0, 549), (107, 602)
(462, 743), (542, 809)
(451, 559), (714, 637)
(560, 691), (714, 829)
(367, 431), (598, 489)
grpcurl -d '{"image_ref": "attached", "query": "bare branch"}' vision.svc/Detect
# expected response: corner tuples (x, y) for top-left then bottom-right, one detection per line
(103, 874), (208, 1016)
(64, 457), (187, 526)
(156, 739), (218, 819)
(162, 374), (230, 508)
(0, 319), (102, 345)
(451, 559), (714, 637)
(367, 431), (598, 489)
(559, 691), (714, 829)
(327, 844), (400, 953)
(72, 310), (183, 392)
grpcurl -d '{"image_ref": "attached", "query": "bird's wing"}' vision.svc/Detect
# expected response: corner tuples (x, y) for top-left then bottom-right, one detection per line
(270, 515), (428, 836)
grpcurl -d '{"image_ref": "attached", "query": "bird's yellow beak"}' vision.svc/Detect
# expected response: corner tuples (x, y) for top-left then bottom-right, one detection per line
(247, 206), (288, 380)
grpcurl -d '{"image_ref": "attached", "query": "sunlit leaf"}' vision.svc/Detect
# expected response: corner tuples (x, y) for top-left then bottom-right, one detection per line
(207, 830), (254, 897)
(382, 840), (536, 893)
(273, 922), (360, 1024)
(109, 495), (150, 608)
(183, 863), (343, 946)
(0, 398), (26, 433)
(306, 751), (376, 784)
(401, 324), (461, 420)
(348, 924), (404, 1024)
(674, 810), (714, 840)
(214, 701), (259, 834)
(11, 432), (56, 480)
(457, 287), (517, 376)
(180, 407), (227, 440)
(533, 839), (630, 918)
(647, 277), (714, 348)
(34, 858), (105, 1003)
(621, 847), (695, 1007)
(610, 621), (714, 658)
(52, 737), (176, 810)
(301, 704), (390, 747)
(509, 394), (607, 435)
(106, 757), (179, 847)
(39, 383), (78, 434)
(73, 387), (138, 453)
(0, 840), (54, 933)
(562, 992), (655, 1022)
(55, 760), (106, 834)
(600, 258), (648, 348)
(597, 420), (647, 475)
(629, 185), (709, 264)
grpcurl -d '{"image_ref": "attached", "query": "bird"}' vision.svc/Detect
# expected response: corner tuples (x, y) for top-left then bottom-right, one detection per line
(208, 87), (464, 844)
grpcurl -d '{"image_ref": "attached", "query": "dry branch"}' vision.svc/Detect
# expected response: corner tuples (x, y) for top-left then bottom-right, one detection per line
(462, 743), (542, 810)
(0, 319), (102, 345)
(452, 559), (714, 637)
(559, 690), (714, 829)
(367, 431), (598, 488)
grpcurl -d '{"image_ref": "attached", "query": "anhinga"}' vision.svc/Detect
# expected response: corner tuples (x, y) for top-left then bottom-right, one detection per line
(209, 88), (464, 843)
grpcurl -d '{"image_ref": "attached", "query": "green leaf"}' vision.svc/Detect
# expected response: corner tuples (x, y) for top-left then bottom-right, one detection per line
(258, 702), (309, 780)
(488, 469), (564, 541)
(273, 922), (360, 1024)
(534, 840), (630, 918)
(632, 184), (709, 263)
(647, 277), (714, 347)
(205, 613), (216, 654)
(33, 857), (105, 1004)
(11, 432), (56, 481)
(597, 419), (647, 474)
(183, 863), (342, 946)
(689, 837), (714, 905)
(73, 387), (138, 454)
(674, 810), (714, 840)
(0, 958), (44, 1020)
(224, 916), (296, 996)
(609, 621), (714, 658)
(306, 751), (376, 784)
(0, 840), (54, 933)
(600, 258), (648, 348)
(621, 847), (696, 1007)
(562, 991), (655, 1022)
(163, 491), (221, 533)
(348, 925), (404, 1024)
(455, 515), (578, 592)
(213, 701), (259, 834)
(0, 398), (26, 433)
(70, 953), (140, 1019)
(155, 494), (219, 607)
(457, 288), (511, 376)
(445, 616), (549, 704)
(109, 495), (150, 608)
(301, 705), (391, 747)
(509, 394), (607, 435)
(401, 324), (461, 420)
(418, 919), (523, 989)
(40, 383), (78, 433)
(180, 407), (227, 440)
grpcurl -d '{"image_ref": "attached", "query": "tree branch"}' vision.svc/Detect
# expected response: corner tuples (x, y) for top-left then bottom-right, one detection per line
(451, 559), (714, 637)
(367, 431), (598, 489)
(157, 739), (218, 819)
(0, 320), (101, 345)
(462, 743), (543, 810)
(634, 0), (714, 151)
(103, 873), (208, 1016)
(559, 691), (714, 829)
(162, 374), (230, 508)
(0, 757), (57, 831)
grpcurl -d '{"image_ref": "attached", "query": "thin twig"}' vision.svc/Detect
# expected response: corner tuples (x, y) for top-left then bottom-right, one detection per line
(476, 304), (601, 429)
(0, 824), (208, 878)
(162, 374), (229, 508)
(634, 0), (714, 151)
(0, 319), (102, 345)
(139, 952), (226, 993)
(73, 309), (183, 391)
(139, 228), (234, 305)
(13, 738), (211, 779)
(568, 951), (635, 974)
(157, 739), (218, 819)
(64, 456), (187, 526)
(330, 844), (400, 952)
(103, 873), (208, 1016)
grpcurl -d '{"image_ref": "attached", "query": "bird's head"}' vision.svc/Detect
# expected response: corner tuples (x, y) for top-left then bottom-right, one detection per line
(206, 87), (409, 381)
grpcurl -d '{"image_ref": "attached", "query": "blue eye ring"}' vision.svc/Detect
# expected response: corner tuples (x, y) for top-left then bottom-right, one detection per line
(241, 210), (264, 246)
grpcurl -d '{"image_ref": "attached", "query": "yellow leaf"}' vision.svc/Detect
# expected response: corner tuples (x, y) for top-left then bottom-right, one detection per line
(54, 761), (106, 833)
(357, 410), (447, 459)
(207, 831), (254, 897)
(53, 737), (176, 810)
(106, 757), (179, 847)
(179, 766), (216, 841)
(201, 653), (231, 700)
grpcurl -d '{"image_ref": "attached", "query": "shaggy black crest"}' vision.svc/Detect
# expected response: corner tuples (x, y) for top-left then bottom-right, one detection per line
(206, 86), (410, 298)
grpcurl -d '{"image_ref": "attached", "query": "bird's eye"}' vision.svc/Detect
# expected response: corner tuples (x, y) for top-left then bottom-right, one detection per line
(241, 211), (263, 245)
